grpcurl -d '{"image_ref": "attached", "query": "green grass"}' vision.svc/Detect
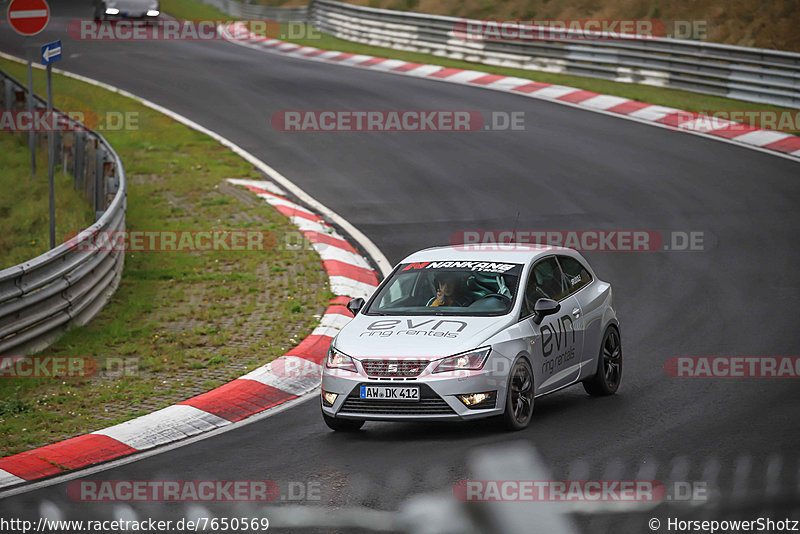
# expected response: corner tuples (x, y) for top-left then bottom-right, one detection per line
(0, 58), (330, 458)
(0, 135), (95, 269)
(161, 0), (800, 132)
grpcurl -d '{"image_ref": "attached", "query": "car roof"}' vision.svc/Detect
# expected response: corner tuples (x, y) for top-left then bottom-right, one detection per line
(400, 243), (574, 264)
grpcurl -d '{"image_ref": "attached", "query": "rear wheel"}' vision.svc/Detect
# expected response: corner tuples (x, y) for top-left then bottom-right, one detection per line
(322, 411), (364, 432)
(583, 326), (622, 396)
(503, 358), (535, 431)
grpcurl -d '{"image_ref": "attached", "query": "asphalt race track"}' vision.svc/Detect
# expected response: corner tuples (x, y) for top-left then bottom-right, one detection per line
(1, 1), (798, 532)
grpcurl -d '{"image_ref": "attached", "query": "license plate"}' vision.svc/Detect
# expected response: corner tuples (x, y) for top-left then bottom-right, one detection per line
(359, 386), (419, 401)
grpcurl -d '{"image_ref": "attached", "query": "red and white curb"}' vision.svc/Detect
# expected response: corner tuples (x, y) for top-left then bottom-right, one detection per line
(0, 178), (379, 490)
(220, 22), (800, 162)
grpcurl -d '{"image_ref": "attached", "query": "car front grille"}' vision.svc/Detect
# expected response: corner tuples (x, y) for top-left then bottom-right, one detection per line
(340, 384), (456, 416)
(361, 359), (429, 378)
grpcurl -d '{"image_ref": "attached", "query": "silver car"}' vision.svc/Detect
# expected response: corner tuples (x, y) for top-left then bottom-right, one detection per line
(321, 244), (621, 431)
(94, 0), (160, 20)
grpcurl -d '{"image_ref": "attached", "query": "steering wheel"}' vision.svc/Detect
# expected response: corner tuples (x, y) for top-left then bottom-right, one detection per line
(473, 293), (512, 305)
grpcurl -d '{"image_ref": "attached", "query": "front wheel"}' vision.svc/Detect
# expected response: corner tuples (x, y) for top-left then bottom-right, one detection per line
(322, 411), (364, 432)
(503, 357), (535, 431)
(583, 326), (622, 396)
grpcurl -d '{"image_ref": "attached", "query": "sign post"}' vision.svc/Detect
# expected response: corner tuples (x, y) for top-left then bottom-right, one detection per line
(42, 39), (61, 249)
(26, 42), (35, 177)
(8, 0), (51, 177)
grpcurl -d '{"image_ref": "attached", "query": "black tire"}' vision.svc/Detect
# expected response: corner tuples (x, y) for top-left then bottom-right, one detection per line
(583, 326), (622, 396)
(502, 357), (535, 431)
(322, 411), (364, 432)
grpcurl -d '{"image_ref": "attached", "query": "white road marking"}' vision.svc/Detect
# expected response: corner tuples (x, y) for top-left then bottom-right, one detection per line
(92, 405), (230, 450)
(0, 469), (25, 487)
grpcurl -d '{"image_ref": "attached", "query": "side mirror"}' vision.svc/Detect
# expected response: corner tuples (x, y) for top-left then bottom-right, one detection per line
(346, 297), (365, 316)
(532, 298), (560, 325)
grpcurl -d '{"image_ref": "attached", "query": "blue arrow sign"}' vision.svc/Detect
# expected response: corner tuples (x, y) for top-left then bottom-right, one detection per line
(41, 40), (61, 65)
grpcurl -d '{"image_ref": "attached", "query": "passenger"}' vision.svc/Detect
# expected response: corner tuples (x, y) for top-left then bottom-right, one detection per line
(429, 273), (469, 307)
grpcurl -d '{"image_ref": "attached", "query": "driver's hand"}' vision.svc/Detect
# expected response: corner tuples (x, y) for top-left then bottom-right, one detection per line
(435, 284), (445, 304)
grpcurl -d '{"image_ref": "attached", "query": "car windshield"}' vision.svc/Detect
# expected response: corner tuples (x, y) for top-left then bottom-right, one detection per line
(366, 261), (523, 316)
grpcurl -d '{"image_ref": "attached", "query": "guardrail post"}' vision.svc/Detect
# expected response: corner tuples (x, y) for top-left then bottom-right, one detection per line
(94, 145), (106, 219)
(54, 130), (62, 167)
(2, 79), (12, 110)
(67, 131), (76, 179)
(103, 153), (118, 209)
(6, 82), (23, 111)
(307, 0), (316, 25)
(84, 136), (96, 208)
(14, 87), (25, 111)
(74, 130), (86, 192)
(62, 130), (71, 177)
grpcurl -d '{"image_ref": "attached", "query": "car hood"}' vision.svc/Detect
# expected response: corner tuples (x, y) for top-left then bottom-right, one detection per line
(334, 313), (514, 359)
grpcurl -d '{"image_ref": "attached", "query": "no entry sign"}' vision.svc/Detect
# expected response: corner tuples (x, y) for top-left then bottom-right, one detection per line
(7, 0), (50, 37)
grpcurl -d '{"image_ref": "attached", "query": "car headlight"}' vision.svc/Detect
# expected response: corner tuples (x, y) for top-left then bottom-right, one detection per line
(326, 346), (357, 373)
(433, 347), (491, 373)
(105, 7), (120, 14)
(146, 10), (160, 16)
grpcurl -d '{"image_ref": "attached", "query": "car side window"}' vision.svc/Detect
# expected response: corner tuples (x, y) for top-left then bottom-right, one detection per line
(524, 258), (568, 314)
(557, 256), (593, 295)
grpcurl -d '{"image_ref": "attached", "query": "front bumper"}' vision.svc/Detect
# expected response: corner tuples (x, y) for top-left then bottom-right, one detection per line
(321, 369), (505, 422)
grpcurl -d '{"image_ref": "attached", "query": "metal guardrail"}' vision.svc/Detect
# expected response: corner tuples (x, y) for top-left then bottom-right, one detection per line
(194, 0), (308, 22)
(191, 0), (799, 106)
(307, 0), (800, 108)
(0, 69), (126, 356)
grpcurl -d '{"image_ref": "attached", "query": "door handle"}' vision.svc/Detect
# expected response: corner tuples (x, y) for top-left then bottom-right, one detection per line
(572, 307), (581, 318)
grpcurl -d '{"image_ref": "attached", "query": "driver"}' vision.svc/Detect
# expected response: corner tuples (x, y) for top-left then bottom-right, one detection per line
(429, 272), (469, 307)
